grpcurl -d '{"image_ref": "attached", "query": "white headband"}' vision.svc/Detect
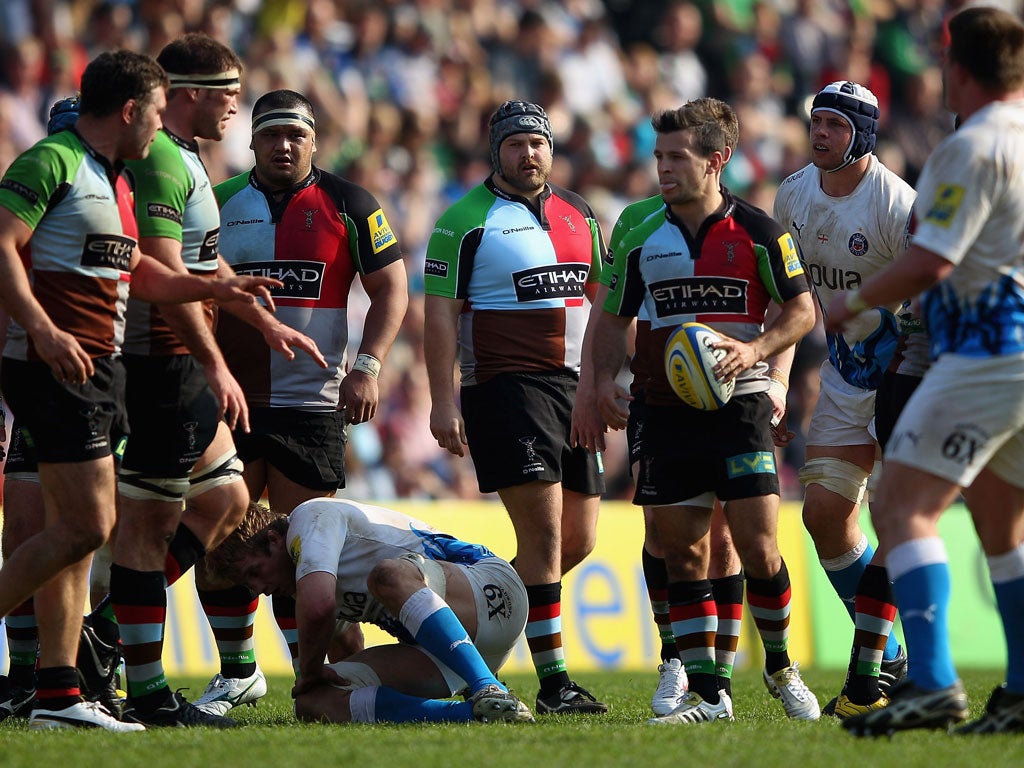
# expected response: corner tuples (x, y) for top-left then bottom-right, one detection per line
(166, 69), (241, 90)
(251, 108), (315, 135)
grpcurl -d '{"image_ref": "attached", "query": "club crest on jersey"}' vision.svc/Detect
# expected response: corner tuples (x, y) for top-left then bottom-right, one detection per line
(369, 209), (396, 253)
(724, 241), (736, 263)
(848, 232), (869, 257)
(289, 535), (302, 565)
(302, 208), (319, 230)
(925, 184), (965, 229)
(560, 214), (577, 233)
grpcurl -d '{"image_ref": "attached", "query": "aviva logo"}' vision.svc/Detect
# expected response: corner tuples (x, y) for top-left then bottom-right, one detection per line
(369, 209), (397, 253)
(726, 451), (776, 478)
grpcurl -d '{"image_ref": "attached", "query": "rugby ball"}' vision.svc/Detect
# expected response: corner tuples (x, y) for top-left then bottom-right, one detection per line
(664, 322), (735, 410)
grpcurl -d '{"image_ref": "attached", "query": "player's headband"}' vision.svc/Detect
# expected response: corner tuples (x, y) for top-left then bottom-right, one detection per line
(165, 69), (241, 90)
(251, 108), (316, 135)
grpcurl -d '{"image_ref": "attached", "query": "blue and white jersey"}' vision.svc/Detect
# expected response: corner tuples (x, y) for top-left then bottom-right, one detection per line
(774, 155), (916, 388)
(914, 99), (1024, 358)
(286, 498), (494, 641)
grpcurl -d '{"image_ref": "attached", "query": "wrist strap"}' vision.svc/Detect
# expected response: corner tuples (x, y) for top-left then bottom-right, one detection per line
(351, 353), (381, 378)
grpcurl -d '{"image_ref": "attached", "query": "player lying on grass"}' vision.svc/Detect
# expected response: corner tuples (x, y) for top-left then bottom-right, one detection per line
(208, 499), (534, 724)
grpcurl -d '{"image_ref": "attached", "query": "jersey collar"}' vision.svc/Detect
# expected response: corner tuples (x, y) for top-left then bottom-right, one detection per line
(69, 126), (123, 183)
(249, 165), (320, 196)
(162, 127), (200, 153)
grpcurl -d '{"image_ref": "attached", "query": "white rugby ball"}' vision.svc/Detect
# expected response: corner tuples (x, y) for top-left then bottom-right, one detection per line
(664, 322), (735, 410)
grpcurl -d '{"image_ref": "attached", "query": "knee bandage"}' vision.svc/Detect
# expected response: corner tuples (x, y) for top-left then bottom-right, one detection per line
(866, 460), (884, 495)
(187, 451), (244, 498)
(797, 457), (870, 505)
(118, 470), (189, 502)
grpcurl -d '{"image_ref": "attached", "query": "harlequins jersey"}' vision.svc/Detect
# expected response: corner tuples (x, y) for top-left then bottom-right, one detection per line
(0, 129), (136, 361)
(603, 188), (810, 406)
(215, 166), (402, 410)
(423, 178), (605, 385)
(123, 129), (222, 356)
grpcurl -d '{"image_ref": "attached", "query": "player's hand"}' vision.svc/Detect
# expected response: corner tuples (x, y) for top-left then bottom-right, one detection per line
(711, 335), (756, 382)
(262, 319), (328, 367)
(33, 326), (95, 385)
(429, 402), (467, 457)
(771, 411), (796, 448)
(203, 359), (250, 432)
(340, 368), (379, 425)
(595, 379), (632, 432)
(571, 381), (607, 453)
(211, 275), (283, 311)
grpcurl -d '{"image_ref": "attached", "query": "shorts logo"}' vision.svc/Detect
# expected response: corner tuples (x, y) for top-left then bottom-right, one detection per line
(232, 259), (325, 300)
(424, 258), (448, 278)
(0, 179), (39, 204)
(183, 421), (199, 452)
(513, 263), (588, 302)
(369, 209), (396, 253)
(925, 184), (965, 228)
(81, 233), (135, 271)
(778, 233), (804, 277)
(483, 583), (513, 620)
(726, 451), (776, 478)
(146, 202), (182, 224)
(848, 232), (869, 257)
(649, 276), (747, 318)
(519, 436), (544, 475)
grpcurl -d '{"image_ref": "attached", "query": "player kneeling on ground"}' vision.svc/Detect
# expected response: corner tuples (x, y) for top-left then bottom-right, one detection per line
(208, 499), (534, 724)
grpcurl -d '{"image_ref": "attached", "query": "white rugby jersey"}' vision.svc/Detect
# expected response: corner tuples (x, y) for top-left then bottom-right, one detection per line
(774, 155), (919, 386)
(286, 498), (494, 641)
(914, 99), (1024, 358)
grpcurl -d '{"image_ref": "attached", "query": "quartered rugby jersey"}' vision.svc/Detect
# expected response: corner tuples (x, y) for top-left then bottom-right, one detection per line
(0, 128), (135, 361)
(603, 188), (810, 406)
(123, 129), (222, 356)
(215, 167), (402, 410)
(423, 178), (604, 386)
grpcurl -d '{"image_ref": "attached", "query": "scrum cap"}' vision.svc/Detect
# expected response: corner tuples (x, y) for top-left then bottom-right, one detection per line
(488, 100), (553, 172)
(48, 95), (80, 135)
(811, 81), (879, 170)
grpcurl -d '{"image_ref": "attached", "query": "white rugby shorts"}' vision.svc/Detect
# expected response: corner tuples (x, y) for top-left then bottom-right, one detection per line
(885, 353), (1024, 488)
(806, 360), (877, 447)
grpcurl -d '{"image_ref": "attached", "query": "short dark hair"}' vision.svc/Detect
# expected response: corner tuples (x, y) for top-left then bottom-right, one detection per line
(948, 6), (1024, 93)
(252, 89), (314, 121)
(206, 502), (289, 582)
(79, 50), (168, 118)
(157, 32), (242, 87)
(651, 98), (737, 157)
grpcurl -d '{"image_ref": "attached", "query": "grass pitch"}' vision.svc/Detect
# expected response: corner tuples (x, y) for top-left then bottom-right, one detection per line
(0, 668), (1019, 767)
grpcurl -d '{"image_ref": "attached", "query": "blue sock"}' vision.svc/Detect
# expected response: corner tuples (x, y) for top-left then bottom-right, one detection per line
(821, 536), (872, 622)
(399, 587), (501, 693)
(888, 538), (956, 690)
(988, 544), (1024, 692)
(372, 687), (473, 723)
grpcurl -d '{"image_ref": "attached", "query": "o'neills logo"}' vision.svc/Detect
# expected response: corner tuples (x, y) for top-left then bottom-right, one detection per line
(226, 218), (264, 226)
(648, 276), (747, 318)
(513, 263), (588, 302)
(232, 259), (325, 300)
(81, 233), (135, 271)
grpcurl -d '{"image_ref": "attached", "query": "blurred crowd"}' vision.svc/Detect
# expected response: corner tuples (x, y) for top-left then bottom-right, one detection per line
(0, 0), (1011, 501)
